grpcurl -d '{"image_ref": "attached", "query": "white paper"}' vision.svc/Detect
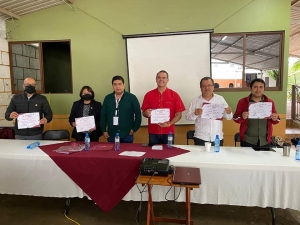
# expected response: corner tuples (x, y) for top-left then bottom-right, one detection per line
(201, 104), (225, 120)
(119, 151), (146, 157)
(248, 102), (272, 119)
(150, 108), (170, 124)
(75, 116), (95, 133)
(152, 145), (163, 150)
(17, 112), (40, 129)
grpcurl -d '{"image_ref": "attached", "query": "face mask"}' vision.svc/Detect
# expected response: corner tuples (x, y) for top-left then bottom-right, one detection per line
(81, 94), (92, 101)
(25, 85), (36, 94)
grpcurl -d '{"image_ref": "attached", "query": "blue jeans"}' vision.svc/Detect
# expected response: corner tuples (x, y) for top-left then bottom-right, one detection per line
(148, 133), (174, 146)
(107, 134), (134, 143)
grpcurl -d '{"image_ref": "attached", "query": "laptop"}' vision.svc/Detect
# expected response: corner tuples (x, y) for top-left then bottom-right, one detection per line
(172, 167), (201, 185)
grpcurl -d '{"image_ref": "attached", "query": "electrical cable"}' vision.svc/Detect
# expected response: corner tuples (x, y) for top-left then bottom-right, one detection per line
(134, 172), (156, 225)
(173, 187), (181, 220)
(62, 1), (122, 35)
(63, 198), (80, 225)
(64, 211), (81, 225)
(165, 175), (183, 222)
(213, 0), (255, 29)
(165, 176), (182, 201)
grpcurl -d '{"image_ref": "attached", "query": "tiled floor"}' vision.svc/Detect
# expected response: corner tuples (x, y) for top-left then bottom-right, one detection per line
(1, 194), (300, 225)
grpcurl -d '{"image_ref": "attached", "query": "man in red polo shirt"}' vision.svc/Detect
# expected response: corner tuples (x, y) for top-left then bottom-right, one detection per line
(141, 70), (185, 146)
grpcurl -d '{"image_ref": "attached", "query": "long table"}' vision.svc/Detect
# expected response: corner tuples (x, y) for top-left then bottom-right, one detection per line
(1, 139), (300, 212)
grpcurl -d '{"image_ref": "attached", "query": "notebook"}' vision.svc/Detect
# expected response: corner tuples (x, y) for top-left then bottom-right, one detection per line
(172, 167), (201, 185)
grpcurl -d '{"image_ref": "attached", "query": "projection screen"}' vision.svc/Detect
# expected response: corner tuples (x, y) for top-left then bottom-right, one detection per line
(124, 30), (212, 125)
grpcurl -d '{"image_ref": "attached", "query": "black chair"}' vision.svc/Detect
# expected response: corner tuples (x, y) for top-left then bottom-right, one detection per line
(234, 132), (240, 146)
(42, 130), (70, 141)
(186, 130), (195, 145)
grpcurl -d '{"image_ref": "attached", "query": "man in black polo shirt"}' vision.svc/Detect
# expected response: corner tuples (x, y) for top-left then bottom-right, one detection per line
(233, 78), (280, 147)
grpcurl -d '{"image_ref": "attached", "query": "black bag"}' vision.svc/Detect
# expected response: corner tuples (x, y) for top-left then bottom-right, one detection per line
(291, 137), (300, 147)
(0, 127), (15, 139)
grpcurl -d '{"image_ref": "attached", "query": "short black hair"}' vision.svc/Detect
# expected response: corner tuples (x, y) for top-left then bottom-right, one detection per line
(156, 70), (169, 79)
(200, 77), (214, 87)
(250, 78), (265, 88)
(112, 75), (124, 84)
(79, 86), (95, 100)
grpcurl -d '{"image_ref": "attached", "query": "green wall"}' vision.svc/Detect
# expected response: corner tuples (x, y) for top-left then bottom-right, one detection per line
(6, 0), (290, 114)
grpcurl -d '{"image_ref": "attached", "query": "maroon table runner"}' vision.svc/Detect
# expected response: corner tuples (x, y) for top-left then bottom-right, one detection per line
(39, 142), (189, 212)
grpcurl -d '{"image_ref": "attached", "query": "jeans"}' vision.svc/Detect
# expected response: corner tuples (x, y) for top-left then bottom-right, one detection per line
(148, 133), (174, 146)
(107, 134), (134, 143)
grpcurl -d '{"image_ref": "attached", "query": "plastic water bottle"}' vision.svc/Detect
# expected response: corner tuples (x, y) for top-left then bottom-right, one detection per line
(84, 133), (90, 151)
(26, 141), (40, 149)
(114, 133), (120, 151)
(167, 132), (173, 149)
(214, 135), (220, 152)
(296, 141), (300, 161)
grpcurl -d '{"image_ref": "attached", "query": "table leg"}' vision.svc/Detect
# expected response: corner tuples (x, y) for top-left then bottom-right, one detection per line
(65, 198), (70, 215)
(185, 187), (191, 225)
(270, 207), (276, 225)
(147, 184), (155, 225)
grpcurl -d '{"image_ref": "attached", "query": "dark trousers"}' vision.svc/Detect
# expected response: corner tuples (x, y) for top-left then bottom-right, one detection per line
(74, 131), (100, 142)
(194, 137), (224, 146)
(149, 133), (175, 146)
(107, 134), (134, 143)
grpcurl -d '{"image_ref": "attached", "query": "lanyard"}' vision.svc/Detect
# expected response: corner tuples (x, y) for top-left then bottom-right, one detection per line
(115, 93), (123, 116)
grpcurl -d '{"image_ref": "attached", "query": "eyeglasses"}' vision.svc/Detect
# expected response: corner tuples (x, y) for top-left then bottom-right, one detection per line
(201, 84), (213, 88)
(24, 83), (36, 86)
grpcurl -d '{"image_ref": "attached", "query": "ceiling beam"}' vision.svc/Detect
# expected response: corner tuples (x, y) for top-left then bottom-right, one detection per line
(292, 0), (300, 6)
(0, 7), (20, 20)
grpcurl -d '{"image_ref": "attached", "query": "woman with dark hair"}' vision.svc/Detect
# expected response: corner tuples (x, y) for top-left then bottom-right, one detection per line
(68, 86), (102, 141)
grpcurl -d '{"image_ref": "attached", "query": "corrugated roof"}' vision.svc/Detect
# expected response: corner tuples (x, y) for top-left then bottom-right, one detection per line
(0, 0), (297, 59)
(290, 0), (300, 57)
(0, 0), (66, 21)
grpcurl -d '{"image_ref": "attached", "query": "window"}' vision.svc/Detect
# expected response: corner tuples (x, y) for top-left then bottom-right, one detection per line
(9, 40), (72, 94)
(211, 31), (284, 90)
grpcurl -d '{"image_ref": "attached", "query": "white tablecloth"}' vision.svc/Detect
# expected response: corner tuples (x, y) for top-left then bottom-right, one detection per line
(1, 139), (300, 211)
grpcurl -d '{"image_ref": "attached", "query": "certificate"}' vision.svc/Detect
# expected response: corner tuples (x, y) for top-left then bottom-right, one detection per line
(248, 102), (272, 119)
(75, 116), (95, 133)
(150, 108), (170, 124)
(17, 112), (40, 129)
(201, 103), (225, 120)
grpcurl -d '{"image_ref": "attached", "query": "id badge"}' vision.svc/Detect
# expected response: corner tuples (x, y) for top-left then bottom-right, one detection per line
(113, 116), (119, 125)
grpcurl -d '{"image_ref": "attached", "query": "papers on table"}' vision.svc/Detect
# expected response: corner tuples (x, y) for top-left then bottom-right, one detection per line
(248, 102), (272, 119)
(201, 103), (225, 120)
(151, 108), (170, 124)
(152, 145), (163, 150)
(17, 112), (40, 129)
(75, 116), (95, 133)
(119, 151), (145, 157)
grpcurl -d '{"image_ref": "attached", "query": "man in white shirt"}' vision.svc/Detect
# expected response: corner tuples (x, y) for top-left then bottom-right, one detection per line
(186, 77), (233, 146)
